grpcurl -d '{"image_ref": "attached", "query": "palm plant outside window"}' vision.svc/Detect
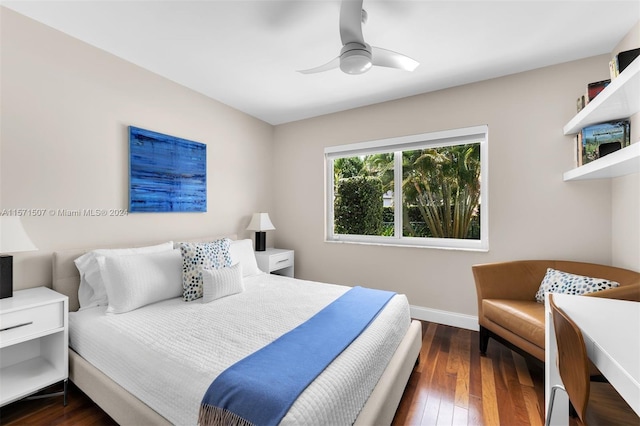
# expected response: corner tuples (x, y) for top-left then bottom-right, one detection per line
(325, 126), (488, 250)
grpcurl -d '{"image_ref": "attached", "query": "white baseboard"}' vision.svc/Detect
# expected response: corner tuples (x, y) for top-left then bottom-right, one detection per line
(410, 305), (479, 331)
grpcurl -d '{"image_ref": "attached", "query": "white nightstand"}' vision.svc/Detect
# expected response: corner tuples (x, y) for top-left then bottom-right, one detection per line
(0, 287), (69, 407)
(254, 248), (295, 278)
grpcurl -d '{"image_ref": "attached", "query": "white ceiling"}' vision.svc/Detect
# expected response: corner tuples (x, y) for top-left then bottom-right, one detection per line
(3, 1), (639, 125)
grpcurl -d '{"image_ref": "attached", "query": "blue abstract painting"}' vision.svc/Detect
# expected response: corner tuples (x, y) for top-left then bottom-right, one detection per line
(129, 126), (206, 212)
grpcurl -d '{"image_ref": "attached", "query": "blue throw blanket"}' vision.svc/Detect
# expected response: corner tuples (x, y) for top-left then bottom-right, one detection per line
(198, 286), (396, 426)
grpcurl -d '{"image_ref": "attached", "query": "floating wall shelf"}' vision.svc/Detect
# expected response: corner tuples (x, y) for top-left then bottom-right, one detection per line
(563, 142), (640, 181)
(563, 55), (639, 180)
(563, 56), (639, 135)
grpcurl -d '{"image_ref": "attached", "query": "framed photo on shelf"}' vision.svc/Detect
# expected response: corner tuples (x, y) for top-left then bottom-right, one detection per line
(579, 120), (630, 166)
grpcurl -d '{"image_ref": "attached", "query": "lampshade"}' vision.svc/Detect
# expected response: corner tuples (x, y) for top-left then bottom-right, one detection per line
(0, 217), (38, 253)
(246, 213), (275, 232)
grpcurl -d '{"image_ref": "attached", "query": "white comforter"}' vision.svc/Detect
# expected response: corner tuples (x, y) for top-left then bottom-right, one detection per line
(69, 273), (410, 425)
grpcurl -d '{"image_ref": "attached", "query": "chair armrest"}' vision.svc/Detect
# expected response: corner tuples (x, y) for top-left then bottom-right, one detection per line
(585, 282), (640, 302)
(472, 261), (550, 302)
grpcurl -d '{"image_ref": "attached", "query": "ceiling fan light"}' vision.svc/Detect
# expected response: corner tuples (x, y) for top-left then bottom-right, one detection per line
(340, 46), (372, 75)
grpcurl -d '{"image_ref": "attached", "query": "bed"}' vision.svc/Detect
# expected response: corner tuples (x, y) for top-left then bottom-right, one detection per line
(52, 236), (421, 425)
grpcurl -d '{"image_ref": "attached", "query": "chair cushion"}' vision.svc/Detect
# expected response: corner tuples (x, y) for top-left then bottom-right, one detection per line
(483, 299), (545, 349)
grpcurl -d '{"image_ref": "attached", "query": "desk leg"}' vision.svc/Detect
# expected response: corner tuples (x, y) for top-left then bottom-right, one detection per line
(545, 300), (569, 426)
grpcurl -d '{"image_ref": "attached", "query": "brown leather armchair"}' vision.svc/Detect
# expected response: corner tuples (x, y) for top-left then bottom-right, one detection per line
(472, 260), (640, 362)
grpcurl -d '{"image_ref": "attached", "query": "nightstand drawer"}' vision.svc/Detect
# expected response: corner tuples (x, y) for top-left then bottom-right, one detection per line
(254, 248), (295, 277)
(0, 302), (63, 346)
(269, 252), (294, 270)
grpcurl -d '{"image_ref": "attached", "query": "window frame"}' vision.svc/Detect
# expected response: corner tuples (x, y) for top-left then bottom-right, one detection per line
(325, 125), (489, 251)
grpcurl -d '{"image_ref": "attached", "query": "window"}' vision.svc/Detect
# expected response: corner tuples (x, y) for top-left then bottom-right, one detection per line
(325, 125), (488, 250)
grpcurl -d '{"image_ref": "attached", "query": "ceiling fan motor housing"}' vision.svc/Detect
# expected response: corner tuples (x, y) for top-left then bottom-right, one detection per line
(297, 1), (418, 75)
(340, 42), (372, 74)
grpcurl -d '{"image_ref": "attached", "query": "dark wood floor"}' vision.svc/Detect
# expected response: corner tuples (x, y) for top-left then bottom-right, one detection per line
(0, 382), (117, 425)
(392, 322), (545, 426)
(1, 321), (547, 425)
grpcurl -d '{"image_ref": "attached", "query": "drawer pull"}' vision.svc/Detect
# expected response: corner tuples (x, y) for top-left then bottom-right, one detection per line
(1, 321), (33, 332)
(276, 259), (290, 264)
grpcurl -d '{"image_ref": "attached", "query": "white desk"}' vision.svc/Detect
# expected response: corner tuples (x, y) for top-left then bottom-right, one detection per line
(545, 294), (640, 425)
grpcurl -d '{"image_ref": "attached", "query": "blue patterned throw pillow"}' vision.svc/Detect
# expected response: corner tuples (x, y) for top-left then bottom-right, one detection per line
(535, 268), (619, 303)
(179, 239), (233, 302)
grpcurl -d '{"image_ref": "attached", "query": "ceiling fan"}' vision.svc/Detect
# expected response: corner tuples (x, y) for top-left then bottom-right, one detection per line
(298, 0), (419, 75)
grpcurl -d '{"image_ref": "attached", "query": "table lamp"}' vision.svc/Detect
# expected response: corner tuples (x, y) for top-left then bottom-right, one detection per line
(246, 213), (275, 252)
(0, 217), (38, 299)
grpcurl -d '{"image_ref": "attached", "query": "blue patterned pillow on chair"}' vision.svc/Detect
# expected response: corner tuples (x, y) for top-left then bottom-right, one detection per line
(179, 239), (233, 302)
(535, 268), (619, 303)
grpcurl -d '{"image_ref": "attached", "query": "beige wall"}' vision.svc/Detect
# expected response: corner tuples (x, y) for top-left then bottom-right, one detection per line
(1, 8), (275, 289)
(273, 55), (625, 318)
(2, 7), (637, 321)
(611, 22), (640, 271)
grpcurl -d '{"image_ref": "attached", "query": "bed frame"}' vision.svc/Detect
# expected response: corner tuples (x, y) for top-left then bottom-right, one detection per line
(52, 237), (422, 425)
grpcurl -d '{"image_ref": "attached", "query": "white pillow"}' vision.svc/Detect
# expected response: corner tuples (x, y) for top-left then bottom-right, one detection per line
(97, 249), (183, 314)
(179, 239), (233, 302)
(202, 263), (245, 303)
(535, 268), (620, 303)
(229, 239), (261, 277)
(74, 241), (174, 309)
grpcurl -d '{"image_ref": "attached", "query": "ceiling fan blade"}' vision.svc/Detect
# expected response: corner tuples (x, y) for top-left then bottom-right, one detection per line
(371, 46), (419, 72)
(340, 0), (365, 46)
(297, 57), (341, 74)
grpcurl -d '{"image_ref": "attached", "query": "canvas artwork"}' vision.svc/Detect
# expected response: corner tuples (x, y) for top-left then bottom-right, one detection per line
(129, 126), (207, 212)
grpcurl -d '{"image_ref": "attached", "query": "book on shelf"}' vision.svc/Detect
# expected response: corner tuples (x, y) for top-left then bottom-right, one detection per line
(586, 79), (610, 103)
(578, 120), (630, 166)
(609, 47), (640, 79)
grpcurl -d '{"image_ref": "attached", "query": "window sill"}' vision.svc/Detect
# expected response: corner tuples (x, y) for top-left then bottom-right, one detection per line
(324, 238), (489, 252)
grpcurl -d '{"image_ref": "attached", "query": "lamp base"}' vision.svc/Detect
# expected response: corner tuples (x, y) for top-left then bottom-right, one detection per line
(255, 232), (267, 251)
(0, 255), (13, 299)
